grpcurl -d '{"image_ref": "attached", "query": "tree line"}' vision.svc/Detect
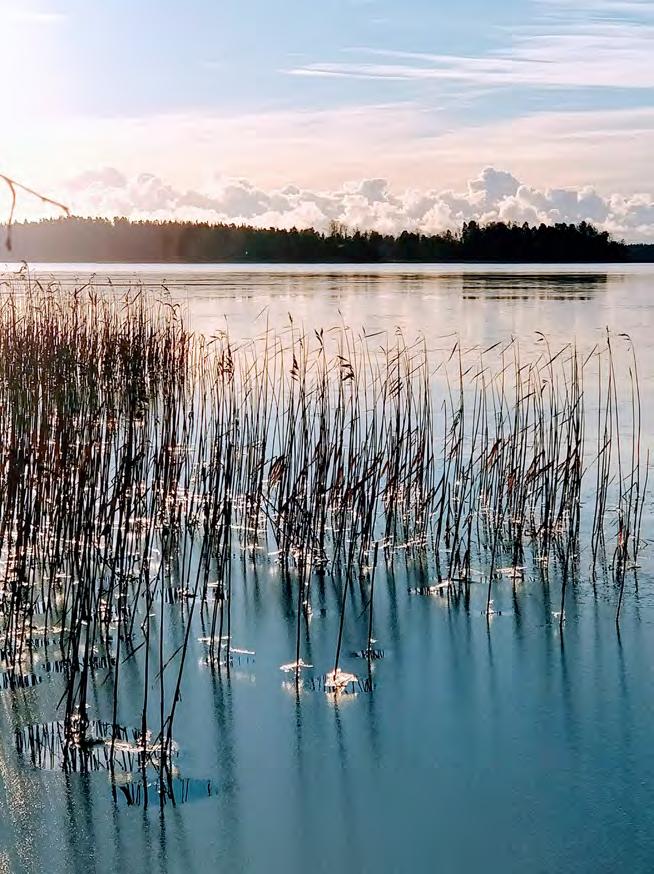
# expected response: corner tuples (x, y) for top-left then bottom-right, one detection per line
(0, 216), (644, 262)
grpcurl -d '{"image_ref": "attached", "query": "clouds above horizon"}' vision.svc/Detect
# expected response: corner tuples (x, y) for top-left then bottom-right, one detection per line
(59, 166), (654, 242)
(4, 103), (654, 211)
(2, 0), (653, 226)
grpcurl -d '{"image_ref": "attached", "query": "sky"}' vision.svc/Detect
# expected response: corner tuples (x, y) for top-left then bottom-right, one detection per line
(1, 0), (653, 238)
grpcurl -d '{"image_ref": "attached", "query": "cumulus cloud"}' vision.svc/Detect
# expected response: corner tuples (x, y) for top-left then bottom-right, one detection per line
(60, 166), (654, 242)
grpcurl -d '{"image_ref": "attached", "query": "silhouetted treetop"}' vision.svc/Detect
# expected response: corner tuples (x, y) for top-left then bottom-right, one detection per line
(0, 216), (633, 263)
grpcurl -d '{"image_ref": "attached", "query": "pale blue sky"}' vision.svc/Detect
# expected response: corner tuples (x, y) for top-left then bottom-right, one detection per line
(9, 0), (653, 119)
(1, 0), (653, 235)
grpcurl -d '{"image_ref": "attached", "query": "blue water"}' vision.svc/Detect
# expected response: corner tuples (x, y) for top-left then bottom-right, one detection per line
(1, 263), (653, 874)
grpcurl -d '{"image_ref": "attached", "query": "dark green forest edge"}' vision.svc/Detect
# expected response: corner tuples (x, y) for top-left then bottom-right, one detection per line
(2, 217), (652, 262)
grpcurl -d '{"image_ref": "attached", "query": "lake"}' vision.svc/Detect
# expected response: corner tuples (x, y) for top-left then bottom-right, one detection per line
(1, 263), (653, 874)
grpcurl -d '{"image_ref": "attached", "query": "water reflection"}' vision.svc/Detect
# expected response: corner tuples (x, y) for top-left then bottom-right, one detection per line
(1, 263), (654, 872)
(461, 271), (609, 300)
(2, 549), (654, 872)
(208, 669), (244, 870)
(0, 262), (642, 346)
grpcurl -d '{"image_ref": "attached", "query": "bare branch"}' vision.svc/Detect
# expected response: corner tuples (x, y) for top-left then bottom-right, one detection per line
(0, 173), (70, 252)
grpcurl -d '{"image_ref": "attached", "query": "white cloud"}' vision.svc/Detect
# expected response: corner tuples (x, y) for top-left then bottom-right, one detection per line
(0, 1), (66, 24)
(1, 104), (429, 193)
(5, 102), (654, 196)
(534, 0), (654, 13)
(289, 19), (654, 89)
(58, 165), (654, 242)
(9, 11), (64, 22)
(3, 103), (654, 227)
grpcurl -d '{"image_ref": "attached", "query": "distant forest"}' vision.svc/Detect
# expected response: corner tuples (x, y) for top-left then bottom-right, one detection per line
(2, 217), (651, 263)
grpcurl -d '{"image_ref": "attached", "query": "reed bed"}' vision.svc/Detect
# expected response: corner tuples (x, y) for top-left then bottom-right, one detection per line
(0, 277), (647, 798)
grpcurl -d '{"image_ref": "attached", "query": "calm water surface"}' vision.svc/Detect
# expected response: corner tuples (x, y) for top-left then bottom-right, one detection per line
(1, 263), (653, 873)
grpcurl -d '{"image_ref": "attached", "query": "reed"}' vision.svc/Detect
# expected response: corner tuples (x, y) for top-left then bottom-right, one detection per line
(0, 276), (647, 794)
